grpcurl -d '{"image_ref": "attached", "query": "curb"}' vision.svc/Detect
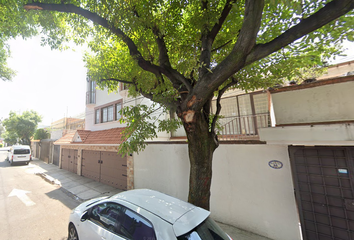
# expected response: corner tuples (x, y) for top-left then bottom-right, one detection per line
(35, 172), (84, 203)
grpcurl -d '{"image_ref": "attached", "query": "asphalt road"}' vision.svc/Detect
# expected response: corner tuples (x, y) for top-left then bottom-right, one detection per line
(0, 149), (80, 240)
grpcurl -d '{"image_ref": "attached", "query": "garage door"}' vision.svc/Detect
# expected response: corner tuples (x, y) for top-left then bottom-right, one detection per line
(289, 146), (354, 240)
(61, 149), (78, 174)
(81, 150), (100, 182)
(82, 150), (127, 190)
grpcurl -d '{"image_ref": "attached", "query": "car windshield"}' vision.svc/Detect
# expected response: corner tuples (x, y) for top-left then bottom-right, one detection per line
(14, 149), (30, 154)
(177, 217), (230, 240)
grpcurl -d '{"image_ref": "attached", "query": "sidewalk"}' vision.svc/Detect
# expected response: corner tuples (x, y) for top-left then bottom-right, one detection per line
(30, 158), (272, 240)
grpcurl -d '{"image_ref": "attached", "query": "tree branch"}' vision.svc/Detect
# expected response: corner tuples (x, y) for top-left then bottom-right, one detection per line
(211, 78), (238, 132)
(211, 39), (233, 52)
(209, 0), (236, 41)
(24, 2), (186, 90)
(130, 78), (179, 110)
(231, 0), (265, 58)
(246, 0), (354, 65)
(199, 0), (236, 77)
(127, 6), (192, 91)
(193, 0), (264, 111)
(151, 27), (192, 91)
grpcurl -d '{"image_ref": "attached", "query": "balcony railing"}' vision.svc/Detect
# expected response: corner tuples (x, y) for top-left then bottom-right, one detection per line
(86, 90), (96, 104)
(217, 113), (270, 140)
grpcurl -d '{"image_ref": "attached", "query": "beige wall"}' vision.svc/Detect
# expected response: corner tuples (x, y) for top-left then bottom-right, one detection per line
(272, 81), (354, 125)
(318, 61), (354, 80)
(134, 143), (301, 240)
(259, 123), (354, 145)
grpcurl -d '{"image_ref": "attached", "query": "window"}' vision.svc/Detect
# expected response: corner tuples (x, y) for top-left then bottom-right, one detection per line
(95, 109), (100, 124)
(102, 107), (108, 122)
(177, 217), (229, 240)
(14, 149), (30, 154)
(95, 100), (123, 124)
(116, 103), (122, 120)
(89, 202), (156, 240)
(108, 106), (114, 121)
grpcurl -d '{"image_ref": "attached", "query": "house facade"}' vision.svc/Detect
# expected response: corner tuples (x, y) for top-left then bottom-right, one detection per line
(52, 61), (354, 240)
(133, 75), (354, 240)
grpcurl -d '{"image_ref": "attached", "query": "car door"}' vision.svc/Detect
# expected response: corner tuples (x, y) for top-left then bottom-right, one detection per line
(79, 202), (125, 240)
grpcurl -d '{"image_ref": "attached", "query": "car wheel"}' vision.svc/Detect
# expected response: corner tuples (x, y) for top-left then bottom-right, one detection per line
(26, 161), (29, 165)
(68, 224), (79, 240)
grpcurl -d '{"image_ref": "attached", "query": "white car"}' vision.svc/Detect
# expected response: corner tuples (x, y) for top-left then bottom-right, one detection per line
(68, 189), (232, 240)
(7, 145), (31, 165)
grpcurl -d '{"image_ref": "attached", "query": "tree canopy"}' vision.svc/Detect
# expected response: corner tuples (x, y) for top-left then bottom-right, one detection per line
(2, 110), (42, 145)
(33, 128), (50, 140)
(3, 0), (353, 209)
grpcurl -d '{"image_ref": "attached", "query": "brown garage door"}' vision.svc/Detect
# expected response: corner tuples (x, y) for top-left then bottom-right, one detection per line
(61, 149), (70, 171)
(289, 146), (354, 240)
(61, 149), (78, 174)
(100, 151), (127, 189)
(82, 150), (127, 190)
(82, 150), (101, 182)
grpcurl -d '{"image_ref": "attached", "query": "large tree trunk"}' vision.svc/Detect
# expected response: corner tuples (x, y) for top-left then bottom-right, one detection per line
(183, 110), (218, 210)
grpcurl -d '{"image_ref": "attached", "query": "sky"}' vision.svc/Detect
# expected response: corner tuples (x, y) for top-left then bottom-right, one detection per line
(0, 37), (353, 127)
(0, 36), (87, 126)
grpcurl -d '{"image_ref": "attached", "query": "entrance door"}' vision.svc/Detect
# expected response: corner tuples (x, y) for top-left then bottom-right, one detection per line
(289, 146), (354, 240)
(69, 150), (78, 173)
(61, 149), (77, 174)
(61, 148), (70, 171)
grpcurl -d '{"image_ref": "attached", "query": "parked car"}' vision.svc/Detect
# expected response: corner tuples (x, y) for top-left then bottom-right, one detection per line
(7, 145), (31, 165)
(68, 189), (232, 240)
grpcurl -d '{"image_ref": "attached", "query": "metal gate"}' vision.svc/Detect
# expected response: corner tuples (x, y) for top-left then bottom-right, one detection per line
(53, 145), (60, 166)
(61, 149), (78, 174)
(82, 150), (127, 190)
(289, 146), (354, 240)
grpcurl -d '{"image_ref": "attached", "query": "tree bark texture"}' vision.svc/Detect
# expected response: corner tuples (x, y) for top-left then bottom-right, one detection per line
(182, 109), (218, 210)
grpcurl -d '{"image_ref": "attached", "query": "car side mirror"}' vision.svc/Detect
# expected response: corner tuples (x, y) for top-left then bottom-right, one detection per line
(80, 211), (89, 222)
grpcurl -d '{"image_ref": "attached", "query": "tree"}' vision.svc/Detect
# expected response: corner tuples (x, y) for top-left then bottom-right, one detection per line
(0, 119), (4, 136)
(2, 110), (42, 146)
(0, 0), (39, 81)
(2, 131), (17, 146)
(33, 128), (50, 140)
(8, 0), (353, 209)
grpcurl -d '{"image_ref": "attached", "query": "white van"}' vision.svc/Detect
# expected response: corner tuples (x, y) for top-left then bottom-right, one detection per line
(7, 145), (32, 165)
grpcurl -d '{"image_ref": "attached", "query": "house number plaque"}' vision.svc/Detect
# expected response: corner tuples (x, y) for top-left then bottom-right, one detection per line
(268, 160), (283, 169)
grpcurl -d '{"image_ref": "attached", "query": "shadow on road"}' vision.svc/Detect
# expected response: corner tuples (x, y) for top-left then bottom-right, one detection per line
(45, 188), (81, 210)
